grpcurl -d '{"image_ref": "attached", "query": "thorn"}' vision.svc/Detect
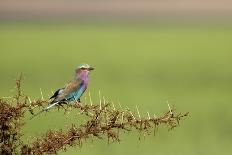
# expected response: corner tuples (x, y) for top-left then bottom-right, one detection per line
(125, 106), (135, 120)
(103, 96), (106, 110)
(103, 96), (106, 105)
(99, 90), (102, 110)
(125, 106), (129, 110)
(136, 105), (141, 120)
(40, 88), (44, 100)
(51, 90), (54, 95)
(167, 100), (172, 115)
(147, 112), (151, 120)
(118, 102), (122, 109)
(28, 97), (32, 104)
(121, 112), (124, 124)
(112, 101), (115, 111)
(118, 99), (122, 109)
(130, 111), (136, 120)
(153, 113), (157, 119)
(88, 92), (93, 106)
(32, 105), (38, 110)
(77, 110), (85, 115)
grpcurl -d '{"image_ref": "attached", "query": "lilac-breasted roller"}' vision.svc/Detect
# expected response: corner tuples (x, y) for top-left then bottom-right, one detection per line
(31, 64), (94, 118)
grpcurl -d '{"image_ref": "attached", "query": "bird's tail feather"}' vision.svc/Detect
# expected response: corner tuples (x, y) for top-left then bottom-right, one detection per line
(30, 102), (59, 120)
(44, 101), (59, 111)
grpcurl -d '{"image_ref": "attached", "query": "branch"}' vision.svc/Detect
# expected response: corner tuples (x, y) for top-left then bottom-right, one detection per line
(0, 76), (189, 155)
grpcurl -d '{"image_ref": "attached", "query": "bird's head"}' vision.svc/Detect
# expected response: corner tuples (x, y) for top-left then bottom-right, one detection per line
(75, 64), (94, 78)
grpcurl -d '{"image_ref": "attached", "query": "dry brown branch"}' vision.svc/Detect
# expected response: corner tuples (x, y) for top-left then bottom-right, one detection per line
(0, 76), (189, 155)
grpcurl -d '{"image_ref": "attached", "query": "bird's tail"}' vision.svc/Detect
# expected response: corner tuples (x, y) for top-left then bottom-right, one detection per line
(30, 101), (59, 120)
(44, 101), (60, 111)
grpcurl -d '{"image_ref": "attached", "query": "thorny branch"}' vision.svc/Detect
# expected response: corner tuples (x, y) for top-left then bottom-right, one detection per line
(0, 76), (189, 155)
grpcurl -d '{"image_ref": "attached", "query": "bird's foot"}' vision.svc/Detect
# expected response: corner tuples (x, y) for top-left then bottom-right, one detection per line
(58, 103), (70, 114)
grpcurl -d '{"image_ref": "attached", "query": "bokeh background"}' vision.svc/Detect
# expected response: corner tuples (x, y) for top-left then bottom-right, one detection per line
(1, 0), (232, 155)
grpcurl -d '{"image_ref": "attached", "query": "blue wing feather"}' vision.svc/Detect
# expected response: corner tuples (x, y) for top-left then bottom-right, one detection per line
(64, 83), (86, 102)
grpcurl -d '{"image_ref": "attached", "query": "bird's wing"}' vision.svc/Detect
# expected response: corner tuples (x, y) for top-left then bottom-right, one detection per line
(56, 78), (83, 101)
(50, 88), (64, 99)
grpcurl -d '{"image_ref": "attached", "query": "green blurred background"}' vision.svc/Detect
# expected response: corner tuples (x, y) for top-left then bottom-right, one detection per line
(1, 0), (232, 155)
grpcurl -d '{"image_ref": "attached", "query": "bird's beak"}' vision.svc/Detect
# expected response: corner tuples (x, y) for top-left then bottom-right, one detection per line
(88, 67), (95, 71)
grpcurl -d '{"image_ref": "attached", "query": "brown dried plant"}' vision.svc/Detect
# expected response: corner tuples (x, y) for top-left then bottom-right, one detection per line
(0, 76), (189, 155)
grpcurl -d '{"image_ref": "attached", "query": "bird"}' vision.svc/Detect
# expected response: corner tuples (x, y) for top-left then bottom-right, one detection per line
(31, 64), (94, 118)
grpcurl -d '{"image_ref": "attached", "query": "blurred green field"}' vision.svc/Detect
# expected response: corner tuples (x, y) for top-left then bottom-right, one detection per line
(0, 23), (232, 155)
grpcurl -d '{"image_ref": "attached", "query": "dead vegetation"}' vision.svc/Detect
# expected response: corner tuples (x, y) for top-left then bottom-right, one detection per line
(0, 76), (189, 155)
